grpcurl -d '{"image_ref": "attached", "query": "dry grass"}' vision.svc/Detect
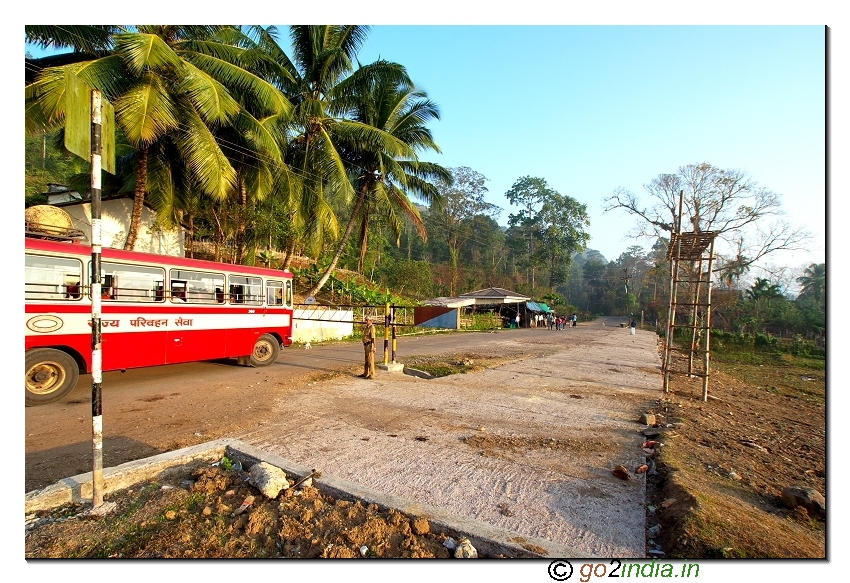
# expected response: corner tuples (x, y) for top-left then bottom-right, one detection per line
(647, 349), (826, 558)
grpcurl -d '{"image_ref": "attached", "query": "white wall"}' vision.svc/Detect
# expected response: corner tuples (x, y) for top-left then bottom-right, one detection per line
(62, 200), (184, 256)
(292, 308), (354, 343)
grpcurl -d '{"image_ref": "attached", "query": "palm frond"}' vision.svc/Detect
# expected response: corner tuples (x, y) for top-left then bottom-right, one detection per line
(183, 51), (293, 118)
(172, 109), (237, 199)
(25, 25), (119, 53)
(113, 33), (184, 77)
(177, 60), (242, 125)
(113, 74), (180, 146)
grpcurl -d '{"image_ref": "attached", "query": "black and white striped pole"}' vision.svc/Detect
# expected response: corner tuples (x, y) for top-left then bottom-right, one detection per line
(90, 89), (105, 510)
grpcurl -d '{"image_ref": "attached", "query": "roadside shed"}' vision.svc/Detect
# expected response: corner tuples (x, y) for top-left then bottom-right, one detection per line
(414, 287), (531, 329)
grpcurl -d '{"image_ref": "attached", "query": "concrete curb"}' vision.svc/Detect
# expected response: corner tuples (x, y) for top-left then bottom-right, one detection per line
(25, 438), (593, 559)
(376, 362), (404, 372)
(402, 366), (435, 379)
(25, 439), (232, 514)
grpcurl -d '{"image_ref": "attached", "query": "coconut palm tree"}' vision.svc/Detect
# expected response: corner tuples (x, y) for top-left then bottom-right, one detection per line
(796, 263), (825, 308)
(251, 25), (373, 269)
(303, 61), (450, 295)
(746, 277), (783, 303)
(26, 25), (291, 251)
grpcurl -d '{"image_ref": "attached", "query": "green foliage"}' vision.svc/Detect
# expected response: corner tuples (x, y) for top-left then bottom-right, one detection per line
(541, 292), (564, 306)
(430, 166), (501, 296)
(25, 132), (90, 199)
(462, 312), (502, 330)
(796, 263), (825, 308)
(791, 335), (822, 357)
(710, 329), (824, 359)
(375, 258), (436, 300)
(504, 176), (590, 289)
(294, 265), (406, 306)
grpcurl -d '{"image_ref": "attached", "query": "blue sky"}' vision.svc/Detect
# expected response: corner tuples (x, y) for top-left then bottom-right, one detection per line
(352, 24), (825, 276)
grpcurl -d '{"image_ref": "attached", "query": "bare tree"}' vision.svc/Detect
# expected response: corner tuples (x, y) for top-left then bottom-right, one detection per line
(603, 162), (811, 272)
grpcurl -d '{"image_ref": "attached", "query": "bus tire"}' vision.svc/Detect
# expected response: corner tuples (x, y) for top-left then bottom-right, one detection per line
(249, 334), (279, 367)
(25, 348), (80, 406)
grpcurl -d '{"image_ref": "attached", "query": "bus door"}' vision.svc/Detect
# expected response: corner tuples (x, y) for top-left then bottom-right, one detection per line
(166, 269), (226, 364)
(225, 275), (264, 356)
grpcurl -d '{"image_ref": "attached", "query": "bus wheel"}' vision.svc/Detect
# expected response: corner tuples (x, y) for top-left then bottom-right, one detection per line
(249, 334), (280, 367)
(26, 349), (80, 406)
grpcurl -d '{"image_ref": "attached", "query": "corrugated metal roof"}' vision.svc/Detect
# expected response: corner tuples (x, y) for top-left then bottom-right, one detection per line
(422, 297), (476, 308)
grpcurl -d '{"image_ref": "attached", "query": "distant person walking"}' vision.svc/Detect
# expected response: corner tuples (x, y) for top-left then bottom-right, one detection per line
(360, 316), (376, 379)
(515, 313), (521, 328)
(630, 318), (637, 335)
(572, 313), (578, 327)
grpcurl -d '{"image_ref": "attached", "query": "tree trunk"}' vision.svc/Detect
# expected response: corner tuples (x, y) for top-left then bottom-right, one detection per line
(304, 189), (368, 298)
(188, 213), (195, 259)
(282, 235), (296, 270)
(212, 203), (224, 263)
(357, 213), (370, 274)
(235, 175), (247, 264)
(124, 145), (149, 250)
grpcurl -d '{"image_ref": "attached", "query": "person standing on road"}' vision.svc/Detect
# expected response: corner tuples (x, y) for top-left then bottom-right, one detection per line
(630, 318), (637, 335)
(360, 316), (376, 378)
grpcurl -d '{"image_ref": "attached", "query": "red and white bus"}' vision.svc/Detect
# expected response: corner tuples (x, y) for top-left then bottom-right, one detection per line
(25, 236), (294, 406)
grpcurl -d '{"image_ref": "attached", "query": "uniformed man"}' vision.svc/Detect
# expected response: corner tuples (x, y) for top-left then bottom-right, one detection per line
(359, 315), (376, 379)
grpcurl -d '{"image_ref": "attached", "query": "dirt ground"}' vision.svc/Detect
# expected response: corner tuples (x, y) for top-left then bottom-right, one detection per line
(24, 320), (826, 559)
(25, 464), (474, 558)
(646, 351), (826, 558)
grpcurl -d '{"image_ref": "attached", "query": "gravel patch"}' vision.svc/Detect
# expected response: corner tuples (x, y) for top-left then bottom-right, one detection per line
(236, 323), (662, 557)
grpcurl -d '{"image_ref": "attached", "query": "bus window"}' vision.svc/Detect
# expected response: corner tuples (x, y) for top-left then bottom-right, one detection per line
(171, 280), (187, 302)
(229, 275), (262, 305)
(170, 269), (224, 304)
(65, 282), (81, 299)
(96, 262), (165, 302)
(267, 280), (283, 306)
(102, 274), (115, 299)
(26, 254), (83, 301)
(285, 280), (293, 307)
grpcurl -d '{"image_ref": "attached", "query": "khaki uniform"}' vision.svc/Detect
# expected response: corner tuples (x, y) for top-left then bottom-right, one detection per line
(362, 320), (376, 378)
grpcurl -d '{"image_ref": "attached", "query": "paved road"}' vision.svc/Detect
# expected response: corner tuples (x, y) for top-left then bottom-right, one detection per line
(36, 317), (634, 405)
